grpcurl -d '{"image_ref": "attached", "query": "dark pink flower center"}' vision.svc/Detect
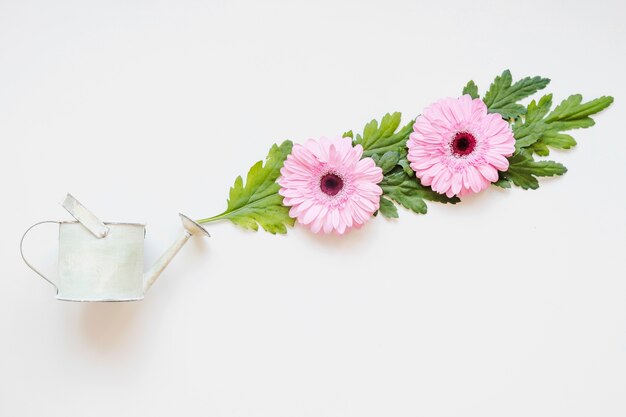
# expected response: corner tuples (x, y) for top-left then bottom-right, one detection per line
(320, 173), (344, 196)
(451, 132), (477, 157)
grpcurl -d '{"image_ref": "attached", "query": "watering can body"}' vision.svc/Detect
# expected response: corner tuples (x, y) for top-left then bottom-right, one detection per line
(21, 194), (209, 302)
(57, 221), (146, 301)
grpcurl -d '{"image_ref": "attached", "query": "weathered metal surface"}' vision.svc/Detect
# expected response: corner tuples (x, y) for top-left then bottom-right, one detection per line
(57, 222), (145, 301)
(20, 195), (210, 302)
(62, 193), (109, 239)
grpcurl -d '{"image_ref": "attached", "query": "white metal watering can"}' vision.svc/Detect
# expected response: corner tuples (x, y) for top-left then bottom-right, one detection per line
(20, 194), (210, 302)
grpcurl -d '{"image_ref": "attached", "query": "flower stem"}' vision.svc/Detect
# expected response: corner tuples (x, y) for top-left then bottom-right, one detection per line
(196, 213), (228, 224)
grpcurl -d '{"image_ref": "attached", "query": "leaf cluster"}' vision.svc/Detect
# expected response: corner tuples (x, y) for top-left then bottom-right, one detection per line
(198, 140), (295, 234)
(347, 112), (414, 158)
(202, 70), (613, 234)
(351, 113), (459, 219)
(463, 70), (613, 189)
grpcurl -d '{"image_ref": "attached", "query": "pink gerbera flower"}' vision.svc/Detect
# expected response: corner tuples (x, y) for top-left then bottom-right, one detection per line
(278, 137), (383, 234)
(407, 95), (516, 198)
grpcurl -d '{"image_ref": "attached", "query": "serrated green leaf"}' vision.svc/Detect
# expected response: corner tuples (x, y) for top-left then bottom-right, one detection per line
(379, 169), (459, 216)
(462, 80), (479, 99)
(378, 196), (398, 218)
(494, 103), (528, 121)
(529, 141), (550, 157)
(398, 157), (415, 177)
(513, 94), (613, 155)
(525, 94), (553, 124)
(538, 131), (577, 150)
(493, 178), (512, 188)
(353, 112), (414, 158)
(377, 151), (400, 174)
(198, 140), (295, 234)
(545, 95), (614, 122)
(501, 151), (567, 190)
(483, 70), (550, 119)
(342, 130), (353, 139)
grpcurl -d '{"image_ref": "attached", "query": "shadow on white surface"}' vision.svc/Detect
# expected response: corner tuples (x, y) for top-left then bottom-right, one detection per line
(79, 301), (143, 352)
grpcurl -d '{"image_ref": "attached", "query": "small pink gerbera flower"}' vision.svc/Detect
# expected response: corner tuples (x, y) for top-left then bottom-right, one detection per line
(407, 95), (516, 198)
(278, 137), (383, 234)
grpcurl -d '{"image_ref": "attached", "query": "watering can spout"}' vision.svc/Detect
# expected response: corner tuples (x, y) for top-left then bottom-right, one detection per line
(143, 214), (210, 293)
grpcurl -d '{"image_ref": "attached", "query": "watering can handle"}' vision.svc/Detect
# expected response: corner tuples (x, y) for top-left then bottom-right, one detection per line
(20, 221), (59, 292)
(62, 194), (109, 239)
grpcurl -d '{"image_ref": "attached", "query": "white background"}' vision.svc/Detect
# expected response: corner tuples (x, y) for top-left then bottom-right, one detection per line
(1, 1), (625, 416)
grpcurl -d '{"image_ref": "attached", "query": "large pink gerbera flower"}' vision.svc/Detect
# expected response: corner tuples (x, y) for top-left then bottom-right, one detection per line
(278, 137), (383, 234)
(407, 95), (516, 198)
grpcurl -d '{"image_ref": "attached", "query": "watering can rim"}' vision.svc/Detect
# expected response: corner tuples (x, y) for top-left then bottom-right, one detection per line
(59, 220), (147, 227)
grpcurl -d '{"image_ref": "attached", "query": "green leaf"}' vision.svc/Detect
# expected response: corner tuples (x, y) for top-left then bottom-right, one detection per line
(397, 157), (415, 177)
(395, 148), (416, 177)
(483, 70), (550, 119)
(353, 112), (414, 158)
(501, 151), (567, 190)
(462, 80), (479, 99)
(529, 141), (550, 157)
(198, 140), (295, 234)
(378, 196), (398, 219)
(376, 151), (401, 174)
(493, 178), (512, 189)
(379, 168), (459, 216)
(525, 93), (553, 124)
(546, 94), (614, 122)
(513, 94), (613, 155)
(537, 131), (577, 150)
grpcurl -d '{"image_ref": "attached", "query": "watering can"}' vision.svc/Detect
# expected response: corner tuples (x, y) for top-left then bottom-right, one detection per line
(20, 194), (210, 302)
